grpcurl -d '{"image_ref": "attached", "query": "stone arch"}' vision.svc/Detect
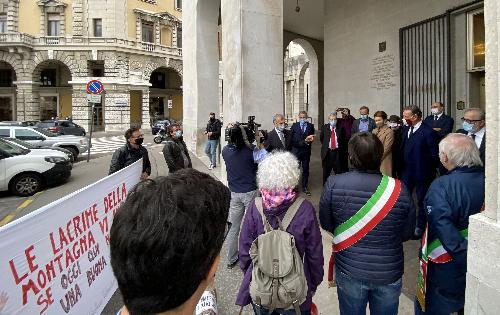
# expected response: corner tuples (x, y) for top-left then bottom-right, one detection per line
(143, 58), (183, 81)
(284, 38), (319, 126)
(30, 51), (77, 81)
(0, 51), (23, 81)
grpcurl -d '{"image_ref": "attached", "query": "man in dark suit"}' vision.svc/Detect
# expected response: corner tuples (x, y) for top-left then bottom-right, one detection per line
(320, 112), (347, 185)
(291, 111), (315, 195)
(456, 107), (485, 165)
(401, 105), (439, 239)
(423, 102), (454, 141)
(351, 106), (376, 135)
(265, 114), (292, 153)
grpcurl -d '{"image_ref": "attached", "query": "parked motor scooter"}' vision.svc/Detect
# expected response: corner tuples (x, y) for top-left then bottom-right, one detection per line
(153, 127), (167, 144)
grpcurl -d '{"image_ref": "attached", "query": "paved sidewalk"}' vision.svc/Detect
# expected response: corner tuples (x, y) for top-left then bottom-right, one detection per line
(102, 140), (418, 315)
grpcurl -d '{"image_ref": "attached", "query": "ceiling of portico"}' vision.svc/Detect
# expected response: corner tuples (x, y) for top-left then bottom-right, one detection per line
(283, 0), (324, 41)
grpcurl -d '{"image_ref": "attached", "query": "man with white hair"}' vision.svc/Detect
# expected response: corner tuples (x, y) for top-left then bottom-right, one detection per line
(415, 133), (485, 315)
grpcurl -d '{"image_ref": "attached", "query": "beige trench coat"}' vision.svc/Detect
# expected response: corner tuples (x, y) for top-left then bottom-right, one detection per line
(373, 125), (394, 176)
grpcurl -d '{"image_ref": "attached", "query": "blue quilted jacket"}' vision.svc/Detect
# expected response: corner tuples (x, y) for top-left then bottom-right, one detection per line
(319, 170), (415, 284)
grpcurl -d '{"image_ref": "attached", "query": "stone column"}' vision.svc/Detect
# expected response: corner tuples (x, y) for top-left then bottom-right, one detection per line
(465, 0), (500, 312)
(141, 88), (151, 131)
(15, 83), (38, 121)
(221, 0), (284, 131)
(182, 0), (220, 155)
(72, 0), (84, 37)
(104, 86), (131, 132)
(71, 83), (91, 132)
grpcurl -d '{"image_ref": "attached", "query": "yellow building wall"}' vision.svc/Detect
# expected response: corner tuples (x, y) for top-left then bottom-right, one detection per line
(19, 1), (40, 35)
(161, 26), (172, 46)
(127, 0), (181, 40)
(130, 90), (142, 125)
(19, 0), (73, 36)
(59, 89), (72, 117)
(170, 94), (183, 121)
(64, 0), (73, 35)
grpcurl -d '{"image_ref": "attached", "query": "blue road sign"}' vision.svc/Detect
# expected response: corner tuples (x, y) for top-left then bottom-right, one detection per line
(86, 80), (104, 94)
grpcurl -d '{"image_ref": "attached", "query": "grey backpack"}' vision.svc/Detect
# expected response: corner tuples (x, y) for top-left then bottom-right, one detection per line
(250, 197), (308, 315)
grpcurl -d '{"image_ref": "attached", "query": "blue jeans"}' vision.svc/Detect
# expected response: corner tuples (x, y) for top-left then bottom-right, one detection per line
(204, 139), (218, 166)
(251, 303), (311, 315)
(336, 268), (401, 315)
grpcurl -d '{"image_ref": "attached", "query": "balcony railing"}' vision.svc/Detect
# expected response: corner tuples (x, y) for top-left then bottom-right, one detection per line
(0, 33), (35, 46)
(0, 33), (183, 57)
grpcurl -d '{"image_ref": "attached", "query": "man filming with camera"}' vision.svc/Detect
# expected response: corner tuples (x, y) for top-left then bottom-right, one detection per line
(222, 119), (267, 269)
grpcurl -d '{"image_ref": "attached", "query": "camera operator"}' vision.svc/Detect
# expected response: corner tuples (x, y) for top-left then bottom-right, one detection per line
(222, 122), (267, 269)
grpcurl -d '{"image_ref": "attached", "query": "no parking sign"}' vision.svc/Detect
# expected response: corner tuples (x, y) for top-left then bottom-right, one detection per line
(86, 80), (104, 95)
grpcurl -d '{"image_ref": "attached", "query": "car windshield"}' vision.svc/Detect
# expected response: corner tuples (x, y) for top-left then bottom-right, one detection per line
(4, 138), (37, 149)
(34, 128), (58, 137)
(0, 139), (29, 155)
(36, 122), (55, 128)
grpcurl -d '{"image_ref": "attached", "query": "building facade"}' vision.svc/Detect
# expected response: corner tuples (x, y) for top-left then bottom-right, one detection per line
(0, 0), (183, 132)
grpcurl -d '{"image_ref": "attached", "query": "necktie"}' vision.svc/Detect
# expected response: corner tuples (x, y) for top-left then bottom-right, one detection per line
(434, 115), (438, 121)
(409, 126), (414, 138)
(471, 134), (476, 141)
(279, 131), (285, 146)
(330, 127), (337, 150)
(301, 124), (306, 133)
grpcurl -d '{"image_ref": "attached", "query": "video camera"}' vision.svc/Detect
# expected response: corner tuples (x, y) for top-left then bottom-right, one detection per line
(225, 116), (268, 148)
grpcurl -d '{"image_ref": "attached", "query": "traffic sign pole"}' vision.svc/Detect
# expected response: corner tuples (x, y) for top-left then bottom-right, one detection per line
(87, 103), (95, 163)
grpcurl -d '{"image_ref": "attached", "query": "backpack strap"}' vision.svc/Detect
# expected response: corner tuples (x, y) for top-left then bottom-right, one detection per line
(254, 197), (273, 233)
(281, 197), (305, 231)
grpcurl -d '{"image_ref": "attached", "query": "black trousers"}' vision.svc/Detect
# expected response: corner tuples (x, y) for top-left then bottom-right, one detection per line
(401, 174), (433, 230)
(322, 149), (345, 184)
(295, 152), (311, 190)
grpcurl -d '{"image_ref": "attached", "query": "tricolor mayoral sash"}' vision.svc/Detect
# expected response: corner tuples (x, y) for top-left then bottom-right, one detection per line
(416, 227), (468, 311)
(327, 176), (402, 287)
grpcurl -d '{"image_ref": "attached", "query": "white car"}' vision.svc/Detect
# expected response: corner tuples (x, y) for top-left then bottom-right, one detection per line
(0, 138), (72, 196)
(0, 126), (89, 160)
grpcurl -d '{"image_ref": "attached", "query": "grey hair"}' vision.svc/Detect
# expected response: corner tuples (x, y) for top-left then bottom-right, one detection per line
(273, 114), (285, 123)
(328, 112), (338, 119)
(464, 108), (485, 120)
(439, 133), (483, 168)
(257, 151), (300, 190)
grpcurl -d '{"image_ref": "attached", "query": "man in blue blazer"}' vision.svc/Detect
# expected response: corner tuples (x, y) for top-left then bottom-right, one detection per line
(291, 111), (315, 196)
(401, 105), (439, 239)
(423, 102), (454, 141)
(351, 106), (376, 136)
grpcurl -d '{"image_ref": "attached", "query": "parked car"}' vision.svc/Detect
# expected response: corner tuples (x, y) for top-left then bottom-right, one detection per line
(0, 138), (72, 196)
(2, 137), (74, 163)
(36, 120), (86, 136)
(0, 121), (23, 126)
(22, 121), (40, 127)
(0, 126), (89, 159)
(151, 119), (171, 135)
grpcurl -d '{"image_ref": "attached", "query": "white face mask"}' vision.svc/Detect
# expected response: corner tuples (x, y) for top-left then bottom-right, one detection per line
(431, 108), (441, 115)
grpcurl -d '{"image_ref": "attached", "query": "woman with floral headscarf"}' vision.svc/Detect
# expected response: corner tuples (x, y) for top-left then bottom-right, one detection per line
(236, 151), (324, 315)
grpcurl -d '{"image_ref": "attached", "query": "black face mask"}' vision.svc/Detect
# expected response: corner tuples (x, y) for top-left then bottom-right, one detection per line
(210, 117), (215, 121)
(134, 138), (144, 145)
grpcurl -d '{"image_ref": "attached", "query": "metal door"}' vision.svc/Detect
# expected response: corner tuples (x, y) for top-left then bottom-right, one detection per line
(400, 14), (451, 117)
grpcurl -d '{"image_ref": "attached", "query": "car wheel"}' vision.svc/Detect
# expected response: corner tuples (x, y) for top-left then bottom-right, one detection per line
(153, 136), (163, 144)
(64, 147), (79, 160)
(10, 173), (43, 197)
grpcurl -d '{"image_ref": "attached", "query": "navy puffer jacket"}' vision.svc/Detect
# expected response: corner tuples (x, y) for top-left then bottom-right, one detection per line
(319, 170), (415, 284)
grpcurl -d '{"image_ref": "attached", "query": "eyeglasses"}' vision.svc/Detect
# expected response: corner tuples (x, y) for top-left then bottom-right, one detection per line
(461, 118), (482, 124)
(223, 221), (232, 242)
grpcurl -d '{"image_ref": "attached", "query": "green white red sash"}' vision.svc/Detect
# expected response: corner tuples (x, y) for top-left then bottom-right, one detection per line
(327, 176), (401, 287)
(416, 227), (468, 311)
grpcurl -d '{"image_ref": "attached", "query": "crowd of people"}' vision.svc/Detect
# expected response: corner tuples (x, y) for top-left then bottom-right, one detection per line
(107, 103), (485, 315)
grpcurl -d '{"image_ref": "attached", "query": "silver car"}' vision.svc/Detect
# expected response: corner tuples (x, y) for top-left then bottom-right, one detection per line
(0, 126), (89, 159)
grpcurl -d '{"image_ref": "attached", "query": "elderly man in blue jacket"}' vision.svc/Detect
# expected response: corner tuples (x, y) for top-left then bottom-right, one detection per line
(415, 133), (485, 315)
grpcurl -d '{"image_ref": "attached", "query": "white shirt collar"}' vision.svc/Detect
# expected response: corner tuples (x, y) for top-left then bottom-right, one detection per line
(413, 120), (422, 130)
(436, 112), (444, 119)
(473, 127), (485, 138)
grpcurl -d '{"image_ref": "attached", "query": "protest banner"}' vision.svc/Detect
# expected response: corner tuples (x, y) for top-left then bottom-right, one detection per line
(0, 160), (142, 315)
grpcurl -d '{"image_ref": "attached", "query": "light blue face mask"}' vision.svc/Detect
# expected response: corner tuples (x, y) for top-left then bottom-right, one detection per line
(462, 121), (474, 133)
(360, 114), (369, 120)
(277, 124), (285, 132)
(299, 118), (306, 125)
(175, 130), (183, 138)
(329, 120), (337, 127)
